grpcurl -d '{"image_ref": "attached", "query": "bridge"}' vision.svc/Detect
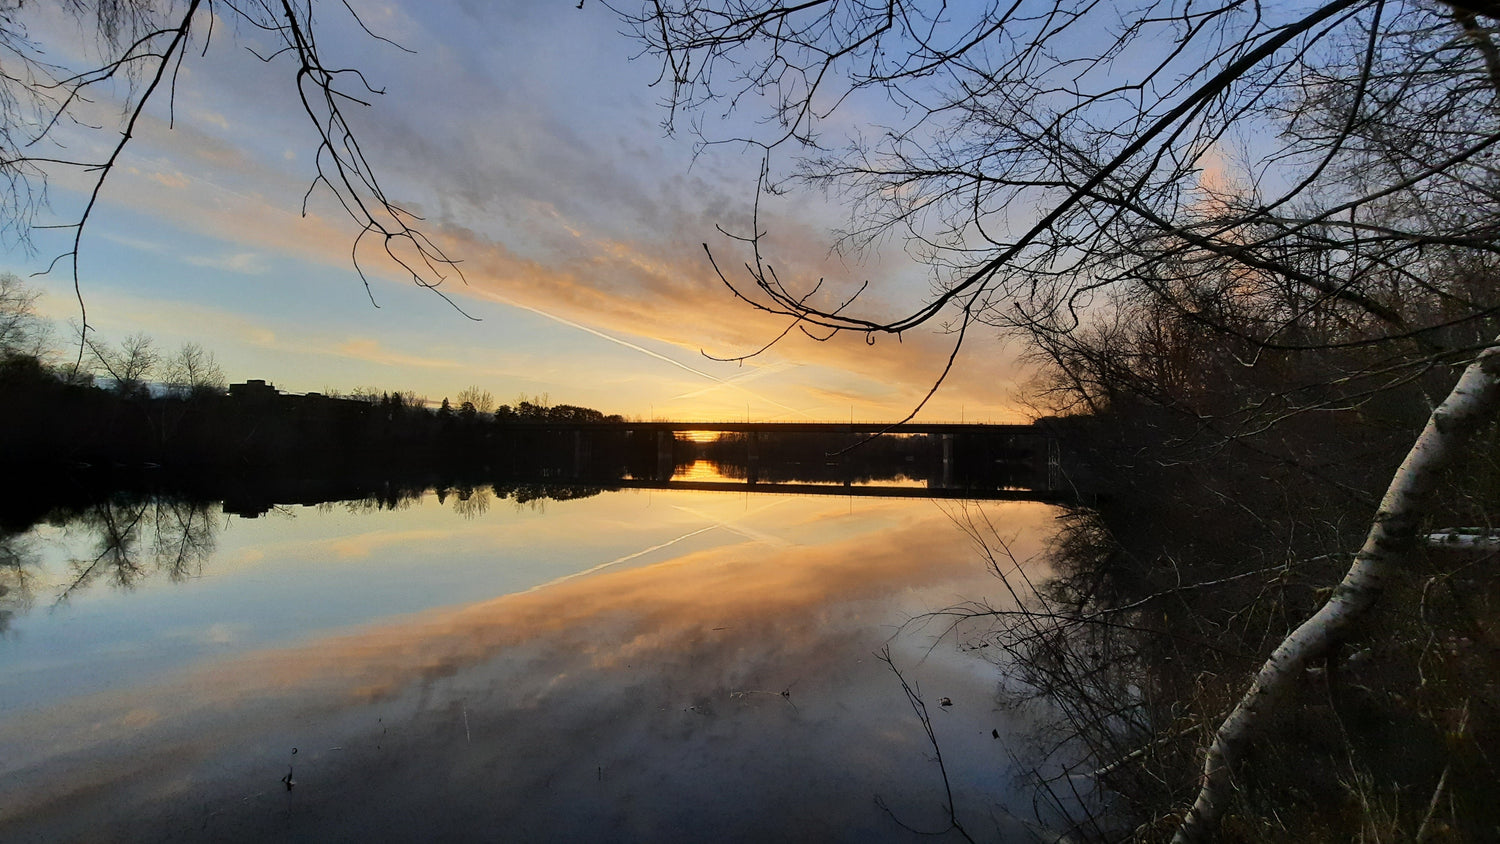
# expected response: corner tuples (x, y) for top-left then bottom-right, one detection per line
(498, 420), (1038, 435)
(496, 420), (1061, 492)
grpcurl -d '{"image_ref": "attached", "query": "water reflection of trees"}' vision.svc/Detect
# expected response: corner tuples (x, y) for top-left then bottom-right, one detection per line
(444, 485), (492, 519)
(3, 481), (614, 626)
(56, 498), (220, 604)
(327, 482), (607, 518)
(944, 506), (1200, 838)
(0, 532), (38, 634)
(943, 441), (1500, 840)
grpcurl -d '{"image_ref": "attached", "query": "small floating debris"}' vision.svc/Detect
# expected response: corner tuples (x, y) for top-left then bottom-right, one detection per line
(939, 697), (952, 707)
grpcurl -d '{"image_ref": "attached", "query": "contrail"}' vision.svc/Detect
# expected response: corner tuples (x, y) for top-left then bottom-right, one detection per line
(520, 524), (722, 593)
(523, 496), (790, 593)
(671, 499), (794, 547)
(477, 290), (810, 418)
(671, 361), (795, 402)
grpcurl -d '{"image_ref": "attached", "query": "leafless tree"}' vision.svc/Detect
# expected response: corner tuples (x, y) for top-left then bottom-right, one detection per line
(613, 0), (1499, 383)
(612, 0), (1500, 838)
(448, 484), (492, 519)
(347, 384), (382, 403)
(0, 271), (51, 358)
(3, 0), (471, 374)
(54, 496), (220, 604)
(56, 498), (151, 602)
(456, 385), (495, 415)
(0, 530), (38, 636)
(163, 341), (225, 398)
(88, 330), (158, 395)
(148, 497), (217, 581)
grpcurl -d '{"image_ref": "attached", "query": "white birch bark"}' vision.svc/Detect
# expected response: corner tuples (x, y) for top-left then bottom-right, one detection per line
(1427, 531), (1500, 551)
(1172, 337), (1500, 843)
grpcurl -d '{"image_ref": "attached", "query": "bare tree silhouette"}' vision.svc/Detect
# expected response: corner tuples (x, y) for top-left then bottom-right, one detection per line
(612, 1), (1500, 837)
(3, 1), (471, 374)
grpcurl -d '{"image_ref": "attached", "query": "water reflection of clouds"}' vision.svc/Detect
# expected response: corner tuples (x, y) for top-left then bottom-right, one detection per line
(0, 498), (1061, 841)
(237, 506), (988, 698)
(327, 527), (455, 560)
(217, 492), (722, 576)
(520, 524), (725, 593)
(670, 497), (798, 548)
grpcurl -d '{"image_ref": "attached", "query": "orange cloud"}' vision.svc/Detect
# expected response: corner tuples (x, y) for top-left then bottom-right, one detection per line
(62, 75), (1029, 420)
(0, 499), (1058, 834)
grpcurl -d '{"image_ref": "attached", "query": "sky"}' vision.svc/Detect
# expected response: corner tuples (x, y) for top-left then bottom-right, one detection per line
(4, 1), (1029, 422)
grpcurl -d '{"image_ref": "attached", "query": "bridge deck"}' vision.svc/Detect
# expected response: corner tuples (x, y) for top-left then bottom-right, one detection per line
(500, 421), (1041, 435)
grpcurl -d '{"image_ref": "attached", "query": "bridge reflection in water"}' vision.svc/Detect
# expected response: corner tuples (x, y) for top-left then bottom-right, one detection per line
(614, 474), (1068, 502)
(590, 419), (1065, 500)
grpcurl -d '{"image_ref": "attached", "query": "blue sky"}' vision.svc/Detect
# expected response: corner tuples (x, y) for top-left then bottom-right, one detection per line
(5, 1), (1027, 422)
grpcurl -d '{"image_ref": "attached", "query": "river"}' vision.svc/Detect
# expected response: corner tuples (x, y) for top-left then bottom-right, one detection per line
(0, 470), (1065, 841)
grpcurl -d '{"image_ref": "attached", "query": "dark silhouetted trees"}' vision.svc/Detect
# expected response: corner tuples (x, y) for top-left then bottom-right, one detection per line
(615, 1), (1500, 838)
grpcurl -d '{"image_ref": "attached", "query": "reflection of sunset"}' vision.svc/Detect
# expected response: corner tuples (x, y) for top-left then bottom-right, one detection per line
(674, 459), (733, 481)
(0, 495), (1060, 841)
(212, 499), (1052, 702)
(674, 430), (721, 444)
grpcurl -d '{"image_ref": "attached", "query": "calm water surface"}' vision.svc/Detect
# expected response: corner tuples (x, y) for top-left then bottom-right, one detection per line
(0, 482), (1062, 841)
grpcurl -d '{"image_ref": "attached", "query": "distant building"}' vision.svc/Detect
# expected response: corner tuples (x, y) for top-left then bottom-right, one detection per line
(228, 379), (278, 401)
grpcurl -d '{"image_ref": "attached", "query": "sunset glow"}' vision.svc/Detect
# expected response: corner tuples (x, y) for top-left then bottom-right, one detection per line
(5, 2), (1028, 423)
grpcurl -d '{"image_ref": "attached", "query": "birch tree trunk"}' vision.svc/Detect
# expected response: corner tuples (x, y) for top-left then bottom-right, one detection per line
(1173, 337), (1500, 843)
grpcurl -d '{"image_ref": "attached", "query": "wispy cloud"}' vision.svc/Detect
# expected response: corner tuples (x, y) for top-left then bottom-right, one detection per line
(29, 0), (1031, 421)
(182, 252), (267, 275)
(331, 338), (466, 371)
(474, 288), (813, 419)
(670, 360), (797, 402)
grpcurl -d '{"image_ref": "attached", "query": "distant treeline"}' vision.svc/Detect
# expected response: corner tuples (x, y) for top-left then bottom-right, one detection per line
(0, 480), (624, 631)
(0, 352), (649, 477)
(0, 347), (1050, 495)
(0, 271), (648, 477)
(0, 270), (1048, 493)
(0, 468), (614, 537)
